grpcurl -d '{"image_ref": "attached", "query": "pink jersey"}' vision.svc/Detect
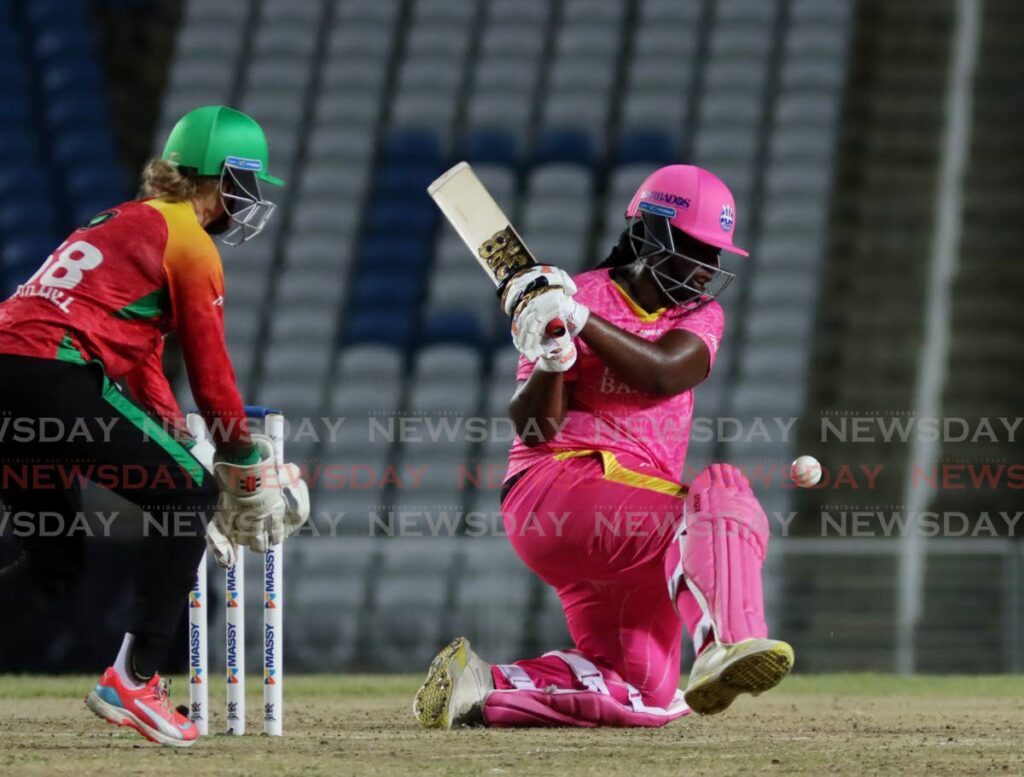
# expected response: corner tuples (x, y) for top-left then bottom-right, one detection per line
(507, 268), (724, 484)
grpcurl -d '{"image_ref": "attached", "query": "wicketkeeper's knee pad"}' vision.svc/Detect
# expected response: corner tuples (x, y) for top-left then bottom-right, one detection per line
(664, 463), (769, 645)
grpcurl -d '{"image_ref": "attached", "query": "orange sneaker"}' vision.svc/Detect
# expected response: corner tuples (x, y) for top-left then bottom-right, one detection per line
(85, 667), (199, 747)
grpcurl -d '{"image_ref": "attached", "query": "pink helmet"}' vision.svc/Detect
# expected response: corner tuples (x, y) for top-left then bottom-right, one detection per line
(625, 165), (749, 257)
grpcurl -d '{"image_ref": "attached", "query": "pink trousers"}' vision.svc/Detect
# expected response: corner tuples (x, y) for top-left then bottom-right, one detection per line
(486, 453), (706, 727)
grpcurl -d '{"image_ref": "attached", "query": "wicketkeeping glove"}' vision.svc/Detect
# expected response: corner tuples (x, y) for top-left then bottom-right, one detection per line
(189, 437), (215, 471)
(185, 435), (238, 567)
(209, 434), (311, 564)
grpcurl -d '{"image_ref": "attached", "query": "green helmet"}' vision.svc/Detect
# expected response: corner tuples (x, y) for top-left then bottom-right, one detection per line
(162, 106), (282, 244)
(162, 105), (284, 186)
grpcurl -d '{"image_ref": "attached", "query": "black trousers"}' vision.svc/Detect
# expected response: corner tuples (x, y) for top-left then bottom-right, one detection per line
(0, 354), (216, 676)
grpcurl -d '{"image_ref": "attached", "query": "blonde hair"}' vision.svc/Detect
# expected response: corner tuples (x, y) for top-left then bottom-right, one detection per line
(140, 158), (221, 202)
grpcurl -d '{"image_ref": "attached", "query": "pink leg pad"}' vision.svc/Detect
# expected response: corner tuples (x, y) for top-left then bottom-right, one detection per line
(678, 463), (769, 644)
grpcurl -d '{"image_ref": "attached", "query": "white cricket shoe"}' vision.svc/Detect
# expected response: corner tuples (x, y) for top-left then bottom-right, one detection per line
(413, 637), (493, 729)
(683, 638), (794, 715)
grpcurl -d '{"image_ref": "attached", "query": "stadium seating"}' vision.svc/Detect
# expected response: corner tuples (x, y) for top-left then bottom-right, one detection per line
(7, 0), (1021, 682)
(152, 0), (856, 671)
(0, 0), (127, 294)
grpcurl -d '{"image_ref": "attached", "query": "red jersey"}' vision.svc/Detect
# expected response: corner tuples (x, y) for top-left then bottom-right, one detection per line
(0, 199), (252, 454)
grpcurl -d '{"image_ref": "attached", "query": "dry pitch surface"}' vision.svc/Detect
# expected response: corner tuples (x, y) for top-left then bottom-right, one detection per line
(2, 674), (1022, 776)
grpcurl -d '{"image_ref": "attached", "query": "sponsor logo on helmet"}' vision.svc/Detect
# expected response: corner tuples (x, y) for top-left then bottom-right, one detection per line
(641, 189), (691, 209)
(225, 155), (263, 171)
(719, 204), (734, 232)
(638, 201), (677, 219)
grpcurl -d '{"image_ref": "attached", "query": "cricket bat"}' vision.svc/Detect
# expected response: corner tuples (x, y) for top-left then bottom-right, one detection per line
(428, 161), (566, 337)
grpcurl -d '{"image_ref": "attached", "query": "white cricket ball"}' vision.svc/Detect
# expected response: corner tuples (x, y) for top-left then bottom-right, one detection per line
(790, 455), (823, 488)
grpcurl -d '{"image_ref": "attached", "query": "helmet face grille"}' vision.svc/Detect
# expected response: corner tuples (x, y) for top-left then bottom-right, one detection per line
(219, 164), (276, 245)
(628, 212), (735, 309)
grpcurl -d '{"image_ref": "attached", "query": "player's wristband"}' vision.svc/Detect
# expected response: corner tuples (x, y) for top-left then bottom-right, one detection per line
(216, 444), (260, 466)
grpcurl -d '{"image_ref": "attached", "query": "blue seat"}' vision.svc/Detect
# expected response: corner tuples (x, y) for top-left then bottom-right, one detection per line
(535, 129), (594, 164)
(42, 61), (104, 98)
(0, 95), (32, 125)
(385, 130), (442, 165)
(365, 200), (437, 236)
(358, 236), (430, 274)
(351, 273), (421, 308)
(344, 310), (416, 348)
(1, 262), (40, 296)
(616, 129), (678, 164)
(54, 132), (120, 167)
(1, 236), (58, 271)
(47, 97), (109, 133)
(0, 7), (19, 39)
(0, 162), (46, 197)
(0, 202), (56, 237)
(26, 0), (86, 27)
(0, 146), (40, 169)
(65, 164), (128, 200)
(424, 311), (484, 347)
(0, 58), (30, 90)
(375, 164), (439, 198)
(492, 324), (514, 347)
(35, 29), (95, 61)
(462, 129), (520, 165)
(0, 178), (50, 203)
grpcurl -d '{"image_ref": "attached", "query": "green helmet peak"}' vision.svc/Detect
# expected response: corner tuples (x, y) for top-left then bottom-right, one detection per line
(161, 105), (284, 186)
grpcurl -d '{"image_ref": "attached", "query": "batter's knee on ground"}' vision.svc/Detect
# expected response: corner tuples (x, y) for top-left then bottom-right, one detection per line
(487, 651), (689, 727)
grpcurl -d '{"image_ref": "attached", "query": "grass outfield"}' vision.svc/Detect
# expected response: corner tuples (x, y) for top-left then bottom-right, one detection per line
(2, 674), (1022, 776)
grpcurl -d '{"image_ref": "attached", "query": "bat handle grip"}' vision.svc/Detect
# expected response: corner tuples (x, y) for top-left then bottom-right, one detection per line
(545, 318), (567, 338)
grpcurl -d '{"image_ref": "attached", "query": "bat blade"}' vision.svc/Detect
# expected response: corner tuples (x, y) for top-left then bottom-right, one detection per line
(428, 161), (566, 337)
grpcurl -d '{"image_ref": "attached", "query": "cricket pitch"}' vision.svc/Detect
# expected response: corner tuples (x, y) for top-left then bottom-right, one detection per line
(2, 674), (1021, 775)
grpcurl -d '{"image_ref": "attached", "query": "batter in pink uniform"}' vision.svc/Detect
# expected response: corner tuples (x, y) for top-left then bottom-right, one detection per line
(414, 165), (794, 729)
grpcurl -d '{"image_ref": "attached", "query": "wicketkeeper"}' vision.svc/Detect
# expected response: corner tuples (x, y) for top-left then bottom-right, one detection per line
(0, 106), (310, 747)
(415, 165), (794, 729)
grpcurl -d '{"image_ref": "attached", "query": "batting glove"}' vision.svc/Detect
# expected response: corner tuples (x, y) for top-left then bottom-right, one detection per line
(536, 332), (578, 373)
(512, 292), (590, 362)
(501, 265), (577, 316)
